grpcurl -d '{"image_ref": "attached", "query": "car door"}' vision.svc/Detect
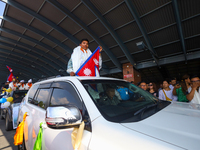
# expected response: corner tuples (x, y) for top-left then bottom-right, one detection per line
(41, 81), (92, 150)
(25, 83), (52, 150)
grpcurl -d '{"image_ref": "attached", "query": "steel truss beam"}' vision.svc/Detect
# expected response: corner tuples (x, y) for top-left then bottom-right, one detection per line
(172, 0), (187, 63)
(100, 50), (200, 75)
(1, 15), (73, 54)
(0, 68), (31, 80)
(0, 48), (52, 76)
(2, 0), (79, 45)
(0, 59), (41, 78)
(0, 53), (47, 77)
(124, 0), (159, 67)
(47, 0), (122, 70)
(0, 27), (68, 63)
(0, 36), (66, 74)
(0, 41), (56, 75)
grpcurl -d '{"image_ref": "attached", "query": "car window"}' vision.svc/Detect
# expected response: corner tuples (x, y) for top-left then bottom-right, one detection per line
(33, 88), (51, 109)
(81, 80), (170, 123)
(50, 82), (82, 110)
(28, 84), (39, 102)
(13, 91), (27, 103)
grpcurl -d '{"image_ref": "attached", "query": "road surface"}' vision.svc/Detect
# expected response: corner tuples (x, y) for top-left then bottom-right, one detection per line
(0, 118), (17, 150)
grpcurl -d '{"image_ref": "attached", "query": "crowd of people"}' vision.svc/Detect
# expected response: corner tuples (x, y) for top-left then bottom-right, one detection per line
(137, 74), (200, 104)
(1, 78), (33, 92)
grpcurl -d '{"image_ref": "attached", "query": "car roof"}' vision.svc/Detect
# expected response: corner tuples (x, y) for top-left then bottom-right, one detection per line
(34, 76), (126, 85)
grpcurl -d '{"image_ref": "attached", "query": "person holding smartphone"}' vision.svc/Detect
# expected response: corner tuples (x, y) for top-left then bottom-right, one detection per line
(186, 75), (200, 104)
(173, 74), (190, 102)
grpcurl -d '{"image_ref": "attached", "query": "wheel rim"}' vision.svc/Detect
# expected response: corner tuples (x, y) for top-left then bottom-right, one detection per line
(18, 144), (24, 150)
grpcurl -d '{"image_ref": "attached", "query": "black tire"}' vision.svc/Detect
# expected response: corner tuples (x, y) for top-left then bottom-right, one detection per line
(0, 109), (4, 120)
(5, 112), (13, 131)
(18, 137), (27, 150)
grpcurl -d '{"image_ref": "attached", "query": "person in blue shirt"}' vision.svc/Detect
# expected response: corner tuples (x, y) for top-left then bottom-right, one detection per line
(116, 86), (133, 100)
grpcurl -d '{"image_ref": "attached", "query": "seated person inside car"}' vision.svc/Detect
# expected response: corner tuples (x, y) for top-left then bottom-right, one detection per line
(99, 86), (121, 106)
(13, 93), (22, 103)
(116, 86), (134, 100)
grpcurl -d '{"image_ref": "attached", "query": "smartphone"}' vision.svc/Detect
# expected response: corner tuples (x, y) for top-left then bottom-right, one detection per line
(176, 81), (180, 85)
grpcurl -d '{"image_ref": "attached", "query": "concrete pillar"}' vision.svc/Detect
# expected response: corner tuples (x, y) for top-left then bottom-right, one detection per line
(123, 63), (141, 84)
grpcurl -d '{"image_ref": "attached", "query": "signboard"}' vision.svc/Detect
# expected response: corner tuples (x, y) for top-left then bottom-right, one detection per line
(12, 103), (20, 129)
(124, 74), (133, 78)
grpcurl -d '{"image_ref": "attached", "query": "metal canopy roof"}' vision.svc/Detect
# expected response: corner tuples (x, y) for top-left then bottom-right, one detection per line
(0, 0), (200, 83)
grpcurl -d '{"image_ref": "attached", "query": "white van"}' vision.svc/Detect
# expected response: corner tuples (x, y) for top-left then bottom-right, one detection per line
(17, 76), (200, 150)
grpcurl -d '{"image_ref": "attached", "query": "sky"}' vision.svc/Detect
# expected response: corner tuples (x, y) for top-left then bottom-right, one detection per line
(0, 1), (6, 25)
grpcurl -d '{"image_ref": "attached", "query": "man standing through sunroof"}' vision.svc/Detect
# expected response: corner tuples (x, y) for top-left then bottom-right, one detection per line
(67, 39), (102, 76)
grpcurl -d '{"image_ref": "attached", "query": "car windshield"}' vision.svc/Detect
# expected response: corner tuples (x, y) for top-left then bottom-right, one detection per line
(81, 79), (170, 123)
(13, 90), (28, 103)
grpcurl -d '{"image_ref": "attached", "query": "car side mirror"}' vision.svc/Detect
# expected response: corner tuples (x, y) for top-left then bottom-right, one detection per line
(45, 106), (82, 129)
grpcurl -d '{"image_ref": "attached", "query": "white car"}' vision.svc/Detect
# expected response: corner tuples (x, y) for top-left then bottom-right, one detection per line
(17, 76), (200, 150)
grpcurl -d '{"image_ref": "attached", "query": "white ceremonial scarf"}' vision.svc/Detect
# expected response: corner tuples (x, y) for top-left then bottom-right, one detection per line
(71, 46), (92, 73)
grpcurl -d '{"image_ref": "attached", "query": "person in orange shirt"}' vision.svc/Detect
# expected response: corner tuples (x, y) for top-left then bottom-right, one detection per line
(25, 79), (32, 90)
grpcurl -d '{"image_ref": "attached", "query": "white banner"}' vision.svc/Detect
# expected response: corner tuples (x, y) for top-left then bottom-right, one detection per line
(12, 103), (20, 129)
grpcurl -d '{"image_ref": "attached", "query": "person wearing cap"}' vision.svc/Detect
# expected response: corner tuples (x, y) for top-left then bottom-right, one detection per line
(9, 78), (17, 91)
(19, 80), (26, 90)
(25, 79), (32, 90)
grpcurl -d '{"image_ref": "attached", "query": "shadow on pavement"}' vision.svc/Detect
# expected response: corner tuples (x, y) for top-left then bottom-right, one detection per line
(0, 118), (17, 150)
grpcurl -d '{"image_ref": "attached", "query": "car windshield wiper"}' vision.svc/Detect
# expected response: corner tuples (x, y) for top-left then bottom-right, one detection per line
(134, 102), (159, 116)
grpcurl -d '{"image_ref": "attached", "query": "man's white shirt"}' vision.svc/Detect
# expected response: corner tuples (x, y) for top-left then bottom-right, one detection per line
(187, 86), (200, 104)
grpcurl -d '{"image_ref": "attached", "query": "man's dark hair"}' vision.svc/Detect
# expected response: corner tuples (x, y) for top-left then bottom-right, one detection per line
(170, 77), (176, 81)
(163, 78), (170, 84)
(190, 75), (199, 80)
(181, 74), (190, 94)
(139, 81), (146, 86)
(182, 74), (190, 80)
(80, 39), (89, 44)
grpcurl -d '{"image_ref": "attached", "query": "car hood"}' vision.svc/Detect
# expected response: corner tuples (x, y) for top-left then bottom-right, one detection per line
(121, 102), (200, 150)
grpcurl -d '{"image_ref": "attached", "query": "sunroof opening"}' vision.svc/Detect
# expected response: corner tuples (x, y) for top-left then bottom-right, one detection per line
(0, 1), (6, 25)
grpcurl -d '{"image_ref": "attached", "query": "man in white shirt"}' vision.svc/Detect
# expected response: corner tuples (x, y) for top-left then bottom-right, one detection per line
(186, 75), (200, 104)
(9, 79), (17, 91)
(19, 80), (26, 90)
(67, 39), (102, 76)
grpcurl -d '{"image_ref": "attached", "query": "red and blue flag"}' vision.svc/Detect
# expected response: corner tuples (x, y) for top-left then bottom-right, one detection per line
(75, 47), (100, 77)
(6, 65), (15, 82)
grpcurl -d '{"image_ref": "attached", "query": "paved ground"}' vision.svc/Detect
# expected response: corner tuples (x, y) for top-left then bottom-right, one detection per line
(0, 118), (17, 150)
